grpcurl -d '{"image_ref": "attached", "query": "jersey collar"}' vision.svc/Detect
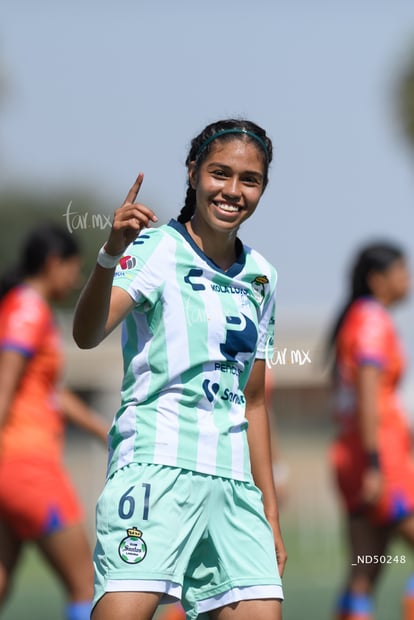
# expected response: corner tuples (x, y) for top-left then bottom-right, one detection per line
(168, 219), (246, 277)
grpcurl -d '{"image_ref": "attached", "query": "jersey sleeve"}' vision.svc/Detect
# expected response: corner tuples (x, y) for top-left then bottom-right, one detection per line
(0, 291), (49, 357)
(353, 302), (388, 368)
(112, 230), (166, 309)
(255, 271), (277, 361)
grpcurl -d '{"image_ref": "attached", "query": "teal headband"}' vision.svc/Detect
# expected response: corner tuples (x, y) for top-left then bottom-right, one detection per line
(195, 128), (269, 162)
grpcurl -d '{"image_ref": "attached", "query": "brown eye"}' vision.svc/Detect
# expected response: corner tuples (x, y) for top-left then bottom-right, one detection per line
(243, 175), (261, 186)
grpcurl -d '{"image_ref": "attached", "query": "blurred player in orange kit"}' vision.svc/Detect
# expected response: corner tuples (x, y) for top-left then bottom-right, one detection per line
(327, 241), (414, 620)
(0, 223), (109, 620)
(157, 603), (186, 620)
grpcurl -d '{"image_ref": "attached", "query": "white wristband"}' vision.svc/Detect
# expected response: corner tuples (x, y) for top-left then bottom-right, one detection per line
(97, 245), (123, 269)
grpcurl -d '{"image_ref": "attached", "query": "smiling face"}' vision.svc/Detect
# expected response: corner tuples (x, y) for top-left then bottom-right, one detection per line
(188, 138), (266, 236)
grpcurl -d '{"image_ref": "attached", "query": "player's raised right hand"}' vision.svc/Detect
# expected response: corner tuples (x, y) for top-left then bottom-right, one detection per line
(104, 173), (158, 256)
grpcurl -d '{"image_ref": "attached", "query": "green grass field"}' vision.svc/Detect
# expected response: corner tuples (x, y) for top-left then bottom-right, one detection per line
(0, 524), (410, 620)
(280, 522), (410, 619)
(1, 433), (410, 619)
(0, 547), (63, 619)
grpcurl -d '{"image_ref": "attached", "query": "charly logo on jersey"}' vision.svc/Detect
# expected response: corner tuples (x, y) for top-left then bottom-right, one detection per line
(184, 268), (206, 291)
(132, 234), (151, 246)
(118, 255), (137, 270)
(118, 527), (147, 564)
(183, 268), (250, 298)
(251, 275), (269, 305)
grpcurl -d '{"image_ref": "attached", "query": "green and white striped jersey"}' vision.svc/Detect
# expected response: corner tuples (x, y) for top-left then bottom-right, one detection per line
(107, 219), (277, 482)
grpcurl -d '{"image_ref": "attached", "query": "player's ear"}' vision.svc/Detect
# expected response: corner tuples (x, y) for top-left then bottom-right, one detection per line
(188, 161), (198, 190)
(43, 253), (60, 275)
(367, 270), (386, 297)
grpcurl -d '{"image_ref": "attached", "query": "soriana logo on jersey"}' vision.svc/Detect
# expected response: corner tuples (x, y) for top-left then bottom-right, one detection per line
(118, 255), (137, 270)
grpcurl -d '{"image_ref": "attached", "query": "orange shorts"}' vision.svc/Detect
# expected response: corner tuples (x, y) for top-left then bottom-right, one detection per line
(0, 456), (84, 539)
(330, 424), (414, 525)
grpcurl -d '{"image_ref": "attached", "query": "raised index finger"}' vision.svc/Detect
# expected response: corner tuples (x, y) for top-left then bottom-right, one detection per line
(123, 172), (144, 205)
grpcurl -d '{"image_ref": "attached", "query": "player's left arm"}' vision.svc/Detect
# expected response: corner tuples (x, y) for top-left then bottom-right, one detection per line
(244, 358), (287, 576)
(58, 388), (110, 444)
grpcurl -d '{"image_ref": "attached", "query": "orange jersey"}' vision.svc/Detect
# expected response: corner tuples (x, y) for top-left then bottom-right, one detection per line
(0, 285), (65, 461)
(333, 297), (407, 434)
(330, 297), (414, 523)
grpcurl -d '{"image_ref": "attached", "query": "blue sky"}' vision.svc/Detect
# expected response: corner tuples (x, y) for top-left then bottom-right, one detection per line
(1, 0), (414, 378)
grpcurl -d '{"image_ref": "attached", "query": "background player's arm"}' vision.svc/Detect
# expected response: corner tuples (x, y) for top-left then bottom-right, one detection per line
(58, 388), (110, 444)
(356, 364), (381, 453)
(355, 364), (382, 504)
(0, 349), (28, 429)
(245, 358), (287, 576)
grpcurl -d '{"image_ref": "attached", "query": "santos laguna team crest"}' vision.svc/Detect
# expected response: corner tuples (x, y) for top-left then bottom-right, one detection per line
(118, 527), (147, 564)
(251, 275), (269, 305)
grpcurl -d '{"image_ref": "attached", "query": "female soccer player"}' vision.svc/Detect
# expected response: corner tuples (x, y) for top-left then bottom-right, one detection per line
(73, 118), (287, 620)
(0, 224), (109, 620)
(328, 242), (414, 620)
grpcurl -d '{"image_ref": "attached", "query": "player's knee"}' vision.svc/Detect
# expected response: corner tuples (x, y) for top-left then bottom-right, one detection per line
(67, 581), (94, 603)
(348, 569), (378, 593)
(63, 562), (94, 601)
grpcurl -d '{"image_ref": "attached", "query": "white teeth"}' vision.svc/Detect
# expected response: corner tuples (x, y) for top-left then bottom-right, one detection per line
(215, 202), (239, 212)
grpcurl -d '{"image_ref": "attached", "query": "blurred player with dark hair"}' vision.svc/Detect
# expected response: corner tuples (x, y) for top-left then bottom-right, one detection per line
(328, 241), (414, 620)
(0, 223), (109, 620)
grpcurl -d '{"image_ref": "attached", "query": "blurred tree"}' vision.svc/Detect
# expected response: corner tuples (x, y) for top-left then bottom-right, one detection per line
(0, 45), (115, 309)
(0, 58), (7, 105)
(0, 43), (11, 179)
(0, 189), (113, 307)
(397, 47), (414, 149)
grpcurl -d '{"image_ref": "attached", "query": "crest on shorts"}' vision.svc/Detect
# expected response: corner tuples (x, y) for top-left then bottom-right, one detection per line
(118, 527), (147, 564)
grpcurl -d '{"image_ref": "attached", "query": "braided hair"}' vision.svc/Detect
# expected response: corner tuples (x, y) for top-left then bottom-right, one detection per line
(177, 119), (273, 224)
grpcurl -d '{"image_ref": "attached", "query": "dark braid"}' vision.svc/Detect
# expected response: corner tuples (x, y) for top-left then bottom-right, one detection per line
(179, 186), (197, 225)
(177, 118), (273, 223)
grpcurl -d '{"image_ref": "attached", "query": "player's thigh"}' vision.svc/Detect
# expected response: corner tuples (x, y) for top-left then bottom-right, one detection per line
(38, 522), (93, 599)
(0, 519), (22, 573)
(210, 598), (282, 620)
(92, 591), (162, 620)
(94, 464), (209, 611)
(0, 519), (22, 599)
